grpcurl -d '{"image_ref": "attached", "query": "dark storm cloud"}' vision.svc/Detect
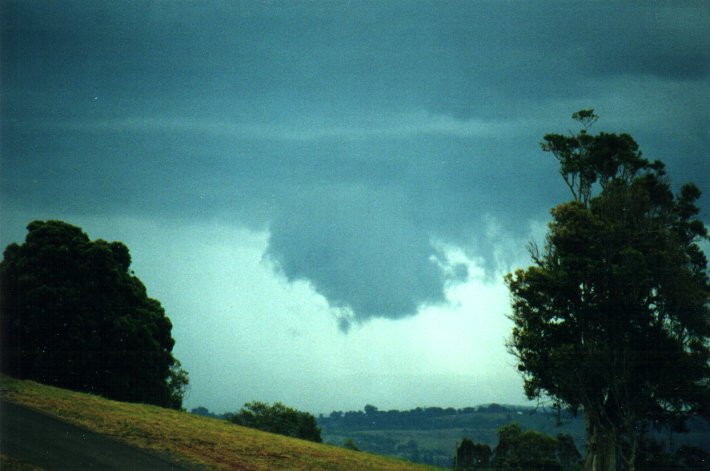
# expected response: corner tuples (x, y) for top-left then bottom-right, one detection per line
(2, 0), (709, 324)
(267, 186), (450, 323)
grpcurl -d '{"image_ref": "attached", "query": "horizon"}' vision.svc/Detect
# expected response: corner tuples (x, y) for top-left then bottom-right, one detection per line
(197, 400), (557, 418)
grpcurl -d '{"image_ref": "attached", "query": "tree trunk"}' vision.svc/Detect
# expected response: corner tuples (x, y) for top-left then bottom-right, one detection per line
(584, 421), (618, 471)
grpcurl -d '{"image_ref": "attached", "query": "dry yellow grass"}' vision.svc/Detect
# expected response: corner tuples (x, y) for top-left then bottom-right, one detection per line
(0, 376), (436, 470)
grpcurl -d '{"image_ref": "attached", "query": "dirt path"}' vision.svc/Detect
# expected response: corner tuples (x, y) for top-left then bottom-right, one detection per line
(0, 399), (204, 470)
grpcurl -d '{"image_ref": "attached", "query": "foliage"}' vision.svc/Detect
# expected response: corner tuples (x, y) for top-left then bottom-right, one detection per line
(0, 220), (188, 409)
(454, 437), (492, 469)
(454, 424), (580, 471)
(493, 423), (578, 471)
(227, 401), (322, 443)
(190, 406), (227, 419)
(556, 433), (583, 471)
(672, 445), (710, 470)
(166, 359), (190, 410)
(506, 111), (710, 470)
(634, 438), (710, 470)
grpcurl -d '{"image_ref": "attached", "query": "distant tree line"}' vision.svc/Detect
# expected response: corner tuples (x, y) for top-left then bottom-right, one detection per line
(0, 221), (189, 409)
(319, 403), (526, 431)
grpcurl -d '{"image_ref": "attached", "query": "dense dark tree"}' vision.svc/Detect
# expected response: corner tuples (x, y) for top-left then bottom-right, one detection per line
(493, 423), (574, 471)
(506, 111), (710, 470)
(633, 438), (710, 470)
(673, 446), (710, 470)
(455, 438), (492, 470)
(0, 220), (188, 409)
(556, 433), (583, 471)
(227, 401), (322, 443)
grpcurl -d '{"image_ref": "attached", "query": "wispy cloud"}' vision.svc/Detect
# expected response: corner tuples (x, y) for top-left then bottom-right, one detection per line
(30, 112), (523, 141)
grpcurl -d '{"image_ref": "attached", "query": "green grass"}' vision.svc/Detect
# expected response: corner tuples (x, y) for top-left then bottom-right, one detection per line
(0, 376), (437, 470)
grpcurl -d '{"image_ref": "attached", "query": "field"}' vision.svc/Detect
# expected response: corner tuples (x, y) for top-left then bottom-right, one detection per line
(0, 375), (436, 470)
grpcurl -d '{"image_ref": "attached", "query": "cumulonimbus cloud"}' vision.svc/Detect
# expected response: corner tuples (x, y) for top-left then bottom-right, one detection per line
(264, 184), (470, 329)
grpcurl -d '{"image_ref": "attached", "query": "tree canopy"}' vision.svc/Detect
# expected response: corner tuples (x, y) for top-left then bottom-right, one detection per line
(506, 111), (710, 470)
(0, 220), (188, 409)
(454, 437), (492, 470)
(493, 423), (580, 471)
(454, 425), (580, 471)
(227, 401), (322, 443)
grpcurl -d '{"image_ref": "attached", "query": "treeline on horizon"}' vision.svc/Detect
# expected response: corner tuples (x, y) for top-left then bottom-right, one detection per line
(192, 402), (555, 426)
(192, 402), (710, 438)
(318, 403), (557, 431)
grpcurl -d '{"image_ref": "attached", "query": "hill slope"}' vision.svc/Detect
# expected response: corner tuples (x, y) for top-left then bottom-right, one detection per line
(0, 376), (434, 470)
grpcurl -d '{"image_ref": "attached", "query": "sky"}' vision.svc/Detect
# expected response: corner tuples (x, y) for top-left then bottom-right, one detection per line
(1, 0), (709, 415)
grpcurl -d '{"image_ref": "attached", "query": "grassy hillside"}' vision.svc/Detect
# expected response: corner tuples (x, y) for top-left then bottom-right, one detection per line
(0, 376), (435, 470)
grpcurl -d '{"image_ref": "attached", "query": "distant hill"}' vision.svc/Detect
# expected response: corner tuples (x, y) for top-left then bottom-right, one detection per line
(317, 404), (710, 468)
(0, 376), (436, 470)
